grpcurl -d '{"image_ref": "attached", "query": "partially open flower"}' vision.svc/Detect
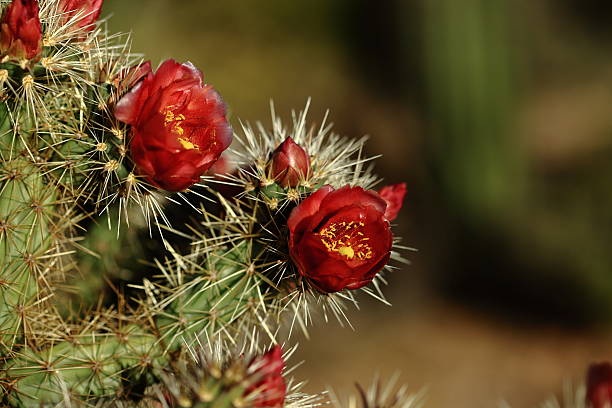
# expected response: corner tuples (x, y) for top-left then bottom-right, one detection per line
(115, 59), (232, 192)
(270, 137), (310, 188)
(588, 362), (612, 408)
(0, 0), (41, 61)
(59, 0), (103, 30)
(246, 346), (286, 407)
(378, 182), (407, 221)
(288, 185), (392, 293)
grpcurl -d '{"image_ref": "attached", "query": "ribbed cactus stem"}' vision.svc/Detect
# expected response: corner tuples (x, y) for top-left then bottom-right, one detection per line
(0, 103), (54, 352)
(4, 325), (163, 407)
(156, 242), (255, 349)
(3, 241), (255, 406)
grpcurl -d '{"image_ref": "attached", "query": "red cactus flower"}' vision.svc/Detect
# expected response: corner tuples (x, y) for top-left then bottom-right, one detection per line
(0, 0), (41, 61)
(59, 0), (103, 30)
(287, 185), (393, 293)
(378, 182), (407, 221)
(270, 137), (310, 188)
(115, 59), (232, 192)
(246, 346), (286, 408)
(588, 362), (612, 408)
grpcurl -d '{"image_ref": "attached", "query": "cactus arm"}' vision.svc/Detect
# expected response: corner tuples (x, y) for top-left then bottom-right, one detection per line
(0, 97), (55, 352)
(3, 242), (255, 406)
(4, 325), (163, 407)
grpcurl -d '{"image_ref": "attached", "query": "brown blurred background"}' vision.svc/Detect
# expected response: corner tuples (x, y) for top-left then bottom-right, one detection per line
(103, 0), (612, 406)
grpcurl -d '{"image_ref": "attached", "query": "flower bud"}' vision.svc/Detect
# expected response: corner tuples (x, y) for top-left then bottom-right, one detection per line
(246, 346), (286, 408)
(378, 182), (407, 221)
(588, 362), (612, 408)
(270, 137), (310, 188)
(59, 0), (103, 30)
(0, 0), (42, 61)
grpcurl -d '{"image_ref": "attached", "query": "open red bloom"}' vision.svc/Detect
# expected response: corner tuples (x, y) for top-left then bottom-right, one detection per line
(59, 0), (103, 30)
(0, 0), (41, 61)
(115, 59), (232, 192)
(378, 182), (407, 221)
(246, 346), (286, 408)
(588, 362), (612, 408)
(288, 185), (393, 293)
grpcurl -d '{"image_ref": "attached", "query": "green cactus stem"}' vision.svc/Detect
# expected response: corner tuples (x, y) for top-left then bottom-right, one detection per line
(4, 325), (163, 407)
(0, 99), (57, 353)
(2, 238), (259, 406)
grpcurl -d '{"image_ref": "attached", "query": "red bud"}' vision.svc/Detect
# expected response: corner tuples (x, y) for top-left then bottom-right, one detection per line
(246, 346), (286, 407)
(588, 362), (612, 408)
(270, 137), (310, 188)
(0, 0), (42, 61)
(59, 0), (103, 30)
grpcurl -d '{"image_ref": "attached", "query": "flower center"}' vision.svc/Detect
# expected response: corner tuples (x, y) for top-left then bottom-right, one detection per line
(163, 106), (199, 150)
(318, 221), (373, 260)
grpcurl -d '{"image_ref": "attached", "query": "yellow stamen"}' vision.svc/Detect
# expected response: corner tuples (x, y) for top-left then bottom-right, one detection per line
(163, 106), (198, 150)
(338, 246), (355, 259)
(177, 137), (197, 150)
(318, 221), (373, 260)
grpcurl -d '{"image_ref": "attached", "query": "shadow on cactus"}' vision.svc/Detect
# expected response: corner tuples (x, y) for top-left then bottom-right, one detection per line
(0, 0), (408, 406)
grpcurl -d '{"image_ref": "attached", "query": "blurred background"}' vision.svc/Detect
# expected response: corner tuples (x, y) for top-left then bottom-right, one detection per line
(103, 0), (612, 406)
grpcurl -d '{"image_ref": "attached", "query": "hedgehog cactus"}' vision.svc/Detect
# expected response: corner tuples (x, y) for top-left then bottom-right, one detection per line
(0, 0), (409, 406)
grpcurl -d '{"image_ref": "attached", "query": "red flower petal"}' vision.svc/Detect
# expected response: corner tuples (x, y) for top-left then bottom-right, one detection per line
(379, 182), (407, 221)
(115, 80), (147, 124)
(588, 362), (612, 408)
(287, 185), (333, 240)
(0, 0), (41, 60)
(321, 185), (387, 215)
(59, 0), (103, 30)
(246, 346), (286, 408)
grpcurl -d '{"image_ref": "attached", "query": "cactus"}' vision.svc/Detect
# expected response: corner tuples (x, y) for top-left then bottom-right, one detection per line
(0, 0), (408, 407)
(0, 2), (599, 408)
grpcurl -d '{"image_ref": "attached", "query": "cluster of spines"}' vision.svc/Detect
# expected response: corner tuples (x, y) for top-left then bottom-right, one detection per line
(147, 341), (323, 408)
(330, 376), (424, 408)
(3, 325), (163, 406)
(0, 0), (111, 360)
(220, 100), (380, 211)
